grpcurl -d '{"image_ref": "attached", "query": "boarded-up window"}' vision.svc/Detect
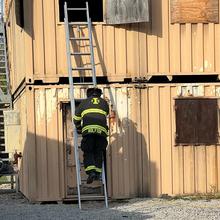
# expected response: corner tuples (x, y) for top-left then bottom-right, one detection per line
(175, 98), (218, 145)
(171, 0), (219, 23)
(15, 0), (24, 27)
(106, 0), (149, 24)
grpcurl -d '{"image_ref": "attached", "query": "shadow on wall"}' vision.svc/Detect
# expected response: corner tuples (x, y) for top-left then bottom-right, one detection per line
(18, 132), (65, 202)
(109, 117), (157, 198)
(17, 117), (156, 202)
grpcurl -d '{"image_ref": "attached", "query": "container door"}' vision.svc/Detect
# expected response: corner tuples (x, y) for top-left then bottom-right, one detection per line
(63, 103), (103, 199)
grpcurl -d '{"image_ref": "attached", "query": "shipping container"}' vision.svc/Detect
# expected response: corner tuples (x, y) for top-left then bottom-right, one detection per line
(10, 83), (220, 202)
(5, 0), (220, 93)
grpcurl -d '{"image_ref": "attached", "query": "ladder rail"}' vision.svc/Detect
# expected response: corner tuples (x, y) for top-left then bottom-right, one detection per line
(86, 2), (97, 86)
(64, 2), (82, 210)
(64, 1), (108, 209)
(102, 160), (108, 208)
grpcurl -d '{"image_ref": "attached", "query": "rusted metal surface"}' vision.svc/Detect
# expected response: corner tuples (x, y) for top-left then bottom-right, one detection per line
(175, 98), (218, 145)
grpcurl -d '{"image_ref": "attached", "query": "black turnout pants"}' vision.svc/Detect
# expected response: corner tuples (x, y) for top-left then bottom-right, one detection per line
(81, 134), (108, 174)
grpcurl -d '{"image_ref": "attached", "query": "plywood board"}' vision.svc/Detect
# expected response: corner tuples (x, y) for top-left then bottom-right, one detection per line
(106, 0), (149, 24)
(171, 0), (219, 23)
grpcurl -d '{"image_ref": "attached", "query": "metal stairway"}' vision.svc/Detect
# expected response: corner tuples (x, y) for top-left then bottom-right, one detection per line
(0, 0), (11, 105)
(0, 0), (12, 169)
(64, 2), (108, 209)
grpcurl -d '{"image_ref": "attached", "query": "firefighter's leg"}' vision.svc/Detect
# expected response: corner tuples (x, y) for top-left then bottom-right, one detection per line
(81, 135), (96, 174)
(94, 136), (108, 179)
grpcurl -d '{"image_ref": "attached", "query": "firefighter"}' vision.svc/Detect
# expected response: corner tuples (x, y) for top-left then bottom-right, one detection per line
(73, 87), (109, 184)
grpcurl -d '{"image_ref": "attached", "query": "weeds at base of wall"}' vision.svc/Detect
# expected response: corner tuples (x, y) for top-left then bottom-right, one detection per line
(159, 193), (220, 201)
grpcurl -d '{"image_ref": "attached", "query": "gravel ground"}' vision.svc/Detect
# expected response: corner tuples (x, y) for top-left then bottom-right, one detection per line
(1, 192), (220, 220)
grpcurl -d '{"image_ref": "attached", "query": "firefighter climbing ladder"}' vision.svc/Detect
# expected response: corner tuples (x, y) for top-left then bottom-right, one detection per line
(64, 2), (108, 209)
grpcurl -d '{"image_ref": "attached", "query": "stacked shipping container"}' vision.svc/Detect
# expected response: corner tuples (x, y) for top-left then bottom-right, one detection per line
(5, 0), (220, 201)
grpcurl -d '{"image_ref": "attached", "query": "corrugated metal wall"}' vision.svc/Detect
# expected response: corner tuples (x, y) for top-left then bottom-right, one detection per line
(6, 0), (220, 92)
(12, 83), (220, 201)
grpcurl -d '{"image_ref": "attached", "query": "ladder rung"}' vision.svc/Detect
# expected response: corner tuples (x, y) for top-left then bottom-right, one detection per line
(68, 22), (88, 26)
(71, 52), (91, 56)
(67, 8), (87, 11)
(73, 82), (94, 85)
(1, 159), (9, 162)
(0, 181), (16, 184)
(70, 37), (90, 41)
(80, 195), (105, 199)
(72, 67), (92, 71)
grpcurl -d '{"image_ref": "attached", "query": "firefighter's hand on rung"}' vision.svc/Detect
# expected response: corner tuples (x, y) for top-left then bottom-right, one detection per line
(77, 129), (82, 134)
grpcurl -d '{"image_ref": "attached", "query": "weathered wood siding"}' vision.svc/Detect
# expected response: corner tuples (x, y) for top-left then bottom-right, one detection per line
(171, 0), (219, 23)
(13, 83), (220, 201)
(6, 0), (220, 91)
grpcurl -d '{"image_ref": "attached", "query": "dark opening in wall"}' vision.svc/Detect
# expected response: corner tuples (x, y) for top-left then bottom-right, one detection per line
(59, 0), (103, 22)
(15, 0), (24, 28)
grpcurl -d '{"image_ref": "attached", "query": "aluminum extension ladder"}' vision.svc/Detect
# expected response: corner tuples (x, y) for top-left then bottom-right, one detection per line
(64, 2), (108, 209)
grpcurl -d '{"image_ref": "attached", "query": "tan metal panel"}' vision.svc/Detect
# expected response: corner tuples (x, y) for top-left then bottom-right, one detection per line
(158, 0), (169, 73)
(147, 0), (159, 73)
(14, 90), (27, 195)
(169, 24), (181, 73)
(6, 0), (220, 91)
(148, 86), (161, 196)
(204, 24), (215, 72)
(192, 24), (204, 72)
(139, 23), (148, 77)
(93, 25), (104, 76)
(140, 88), (150, 195)
(130, 88), (141, 196)
(11, 83), (220, 201)
(103, 25), (116, 78)
(115, 26), (126, 77)
(172, 86), (184, 195)
(43, 0), (57, 77)
(57, 88), (67, 199)
(159, 86), (172, 195)
(204, 85), (218, 193)
(135, 89), (144, 195)
(35, 89), (48, 200)
(215, 22), (220, 72)
(45, 88), (61, 200)
(23, 0), (34, 82)
(183, 146), (195, 194)
(56, 25), (67, 75)
(180, 24), (192, 72)
(26, 87), (37, 201)
(195, 146), (207, 193)
(126, 24), (139, 77)
(33, 0), (45, 76)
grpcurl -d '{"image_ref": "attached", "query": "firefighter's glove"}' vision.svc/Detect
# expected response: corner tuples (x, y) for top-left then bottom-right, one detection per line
(77, 129), (82, 134)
